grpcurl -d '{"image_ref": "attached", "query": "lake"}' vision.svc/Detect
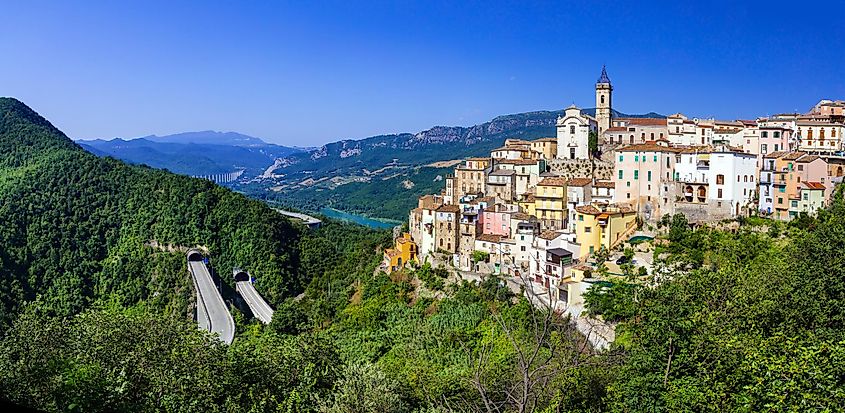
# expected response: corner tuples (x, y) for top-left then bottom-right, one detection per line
(319, 207), (399, 230)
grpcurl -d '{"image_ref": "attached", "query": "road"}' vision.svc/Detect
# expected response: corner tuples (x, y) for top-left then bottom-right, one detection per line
(236, 281), (274, 324)
(274, 209), (322, 228)
(188, 260), (235, 344)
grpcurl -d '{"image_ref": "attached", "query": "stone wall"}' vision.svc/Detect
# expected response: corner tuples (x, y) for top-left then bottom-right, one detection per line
(674, 201), (734, 224)
(546, 158), (613, 181)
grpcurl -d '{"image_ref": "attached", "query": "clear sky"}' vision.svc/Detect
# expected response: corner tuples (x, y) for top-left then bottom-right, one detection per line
(1, 0), (842, 146)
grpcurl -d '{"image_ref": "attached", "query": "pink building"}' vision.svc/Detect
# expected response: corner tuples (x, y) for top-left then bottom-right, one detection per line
(480, 203), (517, 236)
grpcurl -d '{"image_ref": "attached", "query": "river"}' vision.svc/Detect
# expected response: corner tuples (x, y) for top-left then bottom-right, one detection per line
(318, 207), (399, 230)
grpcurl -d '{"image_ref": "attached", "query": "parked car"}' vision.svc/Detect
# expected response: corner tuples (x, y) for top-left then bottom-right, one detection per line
(615, 256), (637, 265)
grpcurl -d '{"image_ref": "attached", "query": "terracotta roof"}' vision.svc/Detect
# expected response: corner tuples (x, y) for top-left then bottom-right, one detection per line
(782, 151), (805, 161)
(533, 137), (557, 143)
(676, 145), (712, 154)
(538, 230), (561, 240)
(763, 150), (789, 159)
(802, 181), (826, 190)
(567, 178), (592, 187)
(511, 212), (531, 221)
(797, 155), (821, 163)
(495, 159), (538, 165)
(492, 146), (527, 152)
(436, 204), (460, 213)
(738, 120), (758, 126)
(606, 127), (627, 132)
(620, 118), (667, 126)
(594, 180), (615, 189)
(466, 157), (489, 162)
(538, 177), (568, 187)
(696, 124), (714, 128)
(575, 205), (602, 215)
(520, 193), (535, 202)
(477, 234), (503, 243)
(618, 142), (679, 153)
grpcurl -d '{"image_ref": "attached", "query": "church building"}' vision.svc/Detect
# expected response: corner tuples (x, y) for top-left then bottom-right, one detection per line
(554, 66), (613, 160)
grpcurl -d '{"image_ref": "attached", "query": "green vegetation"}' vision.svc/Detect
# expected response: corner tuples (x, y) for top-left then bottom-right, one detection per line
(1, 98), (843, 411)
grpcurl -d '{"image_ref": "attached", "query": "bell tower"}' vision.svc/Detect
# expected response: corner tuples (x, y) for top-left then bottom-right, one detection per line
(595, 65), (613, 135)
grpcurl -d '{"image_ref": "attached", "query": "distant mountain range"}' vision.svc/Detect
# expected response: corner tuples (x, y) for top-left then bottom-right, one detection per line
(78, 131), (302, 176)
(77, 108), (663, 219)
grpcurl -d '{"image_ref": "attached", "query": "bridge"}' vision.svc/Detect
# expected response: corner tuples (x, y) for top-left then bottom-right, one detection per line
(234, 269), (274, 324)
(187, 249), (235, 344)
(192, 169), (245, 184)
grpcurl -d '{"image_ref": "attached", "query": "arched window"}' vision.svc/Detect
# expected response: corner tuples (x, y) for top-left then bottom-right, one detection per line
(820, 129), (826, 139)
(808, 129), (814, 139)
(629, 135), (634, 144)
(743, 175), (748, 182)
(601, 95), (605, 104)
(716, 174), (724, 185)
(833, 128), (837, 137)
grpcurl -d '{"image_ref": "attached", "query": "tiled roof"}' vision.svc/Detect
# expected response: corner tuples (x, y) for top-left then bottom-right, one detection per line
(575, 205), (602, 215)
(782, 151), (805, 161)
(436, 204), (460, 213)
(520, 193), (535, 202)
(618, 142), (679, 153)
(533, 137), (557, 143)
(763, 150), (789, 159)
(477, 234), (503, 243)
(495, 159), (538, 165)
(418, 194), (442, 210)
(466, 157), (489, 161)
(594, 180), (615, 189)
(620, 118), (667, 126)
(538, 177), (569, 187)
(511, 212), (532, 221)
(802, 181), (826, 190)
(796, 154), (821, 163)
(567, 178), (592, 187)
(489, 169), (516, 176)
(606, 127), (627, 132)
(538, 230), (561, 240)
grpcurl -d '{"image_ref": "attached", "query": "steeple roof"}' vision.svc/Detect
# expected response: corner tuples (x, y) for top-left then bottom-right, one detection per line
(597, 65), (611, 84)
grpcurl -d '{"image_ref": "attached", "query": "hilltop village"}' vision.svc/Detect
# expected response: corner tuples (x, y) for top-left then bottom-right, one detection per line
(386, 66), (845, 306)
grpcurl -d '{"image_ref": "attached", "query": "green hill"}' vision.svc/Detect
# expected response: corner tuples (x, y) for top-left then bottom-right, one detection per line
(0, 97), (306, 324)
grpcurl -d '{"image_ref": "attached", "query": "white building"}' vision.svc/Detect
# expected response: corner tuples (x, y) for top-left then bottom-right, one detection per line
(556, 105), (596, 160)
(674, 146), (758, 216)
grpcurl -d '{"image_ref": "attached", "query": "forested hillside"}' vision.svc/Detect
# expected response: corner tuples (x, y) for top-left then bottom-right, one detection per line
(1, 97), (843, 412)
(0, 97), (305, 326)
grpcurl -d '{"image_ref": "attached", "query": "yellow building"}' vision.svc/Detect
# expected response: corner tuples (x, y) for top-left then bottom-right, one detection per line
(574, 203), (637, 258)
(384, 233), (418, 271)
(535, 177), (568, 230)
(518, 193), (536, 216)
(530, 137), (558, 160)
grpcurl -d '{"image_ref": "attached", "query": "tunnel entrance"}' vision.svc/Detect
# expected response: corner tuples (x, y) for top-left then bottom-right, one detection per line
(233, 270), (250, 282)
(187, 250), (204, 262)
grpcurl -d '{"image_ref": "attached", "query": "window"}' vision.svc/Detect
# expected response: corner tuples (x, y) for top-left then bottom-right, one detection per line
(647, 171), (652, 181)
(570, 125), (575, 134)
(791, 200), (798, 208)
(808, 129), (814, 139)
(716, 174), (724, 185)
(618, 170), (623, 179)
(762, 131), (768, 138)
(774, 144), (779, 152)
(578, 215), (583, 221)
(821, 129), (826, 139)
(718, 188), (723, 198)
(626, 193), (631, 199)
(521, 246), (526, 251)
(585, 227), (591, 233)
(654, 155), (658, 162)
(803, 193), (809, 201)
(737, 175), (741, 182)
(651, 133), (655, 139)
(761, 144), (768, 153)
(589, 246), (594, 254)
(619, 155), (624, 162)
(774, 131), (780, 138)
(798, 165), (803, 171)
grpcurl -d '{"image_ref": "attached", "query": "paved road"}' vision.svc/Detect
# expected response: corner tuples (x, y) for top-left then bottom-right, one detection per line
(189, 260), (235, 344)
(236, 281), (274, 324)
(275, 209), (322, 228)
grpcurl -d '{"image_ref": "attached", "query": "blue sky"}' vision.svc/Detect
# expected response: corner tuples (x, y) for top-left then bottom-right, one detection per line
(1, 1), (842, 146)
